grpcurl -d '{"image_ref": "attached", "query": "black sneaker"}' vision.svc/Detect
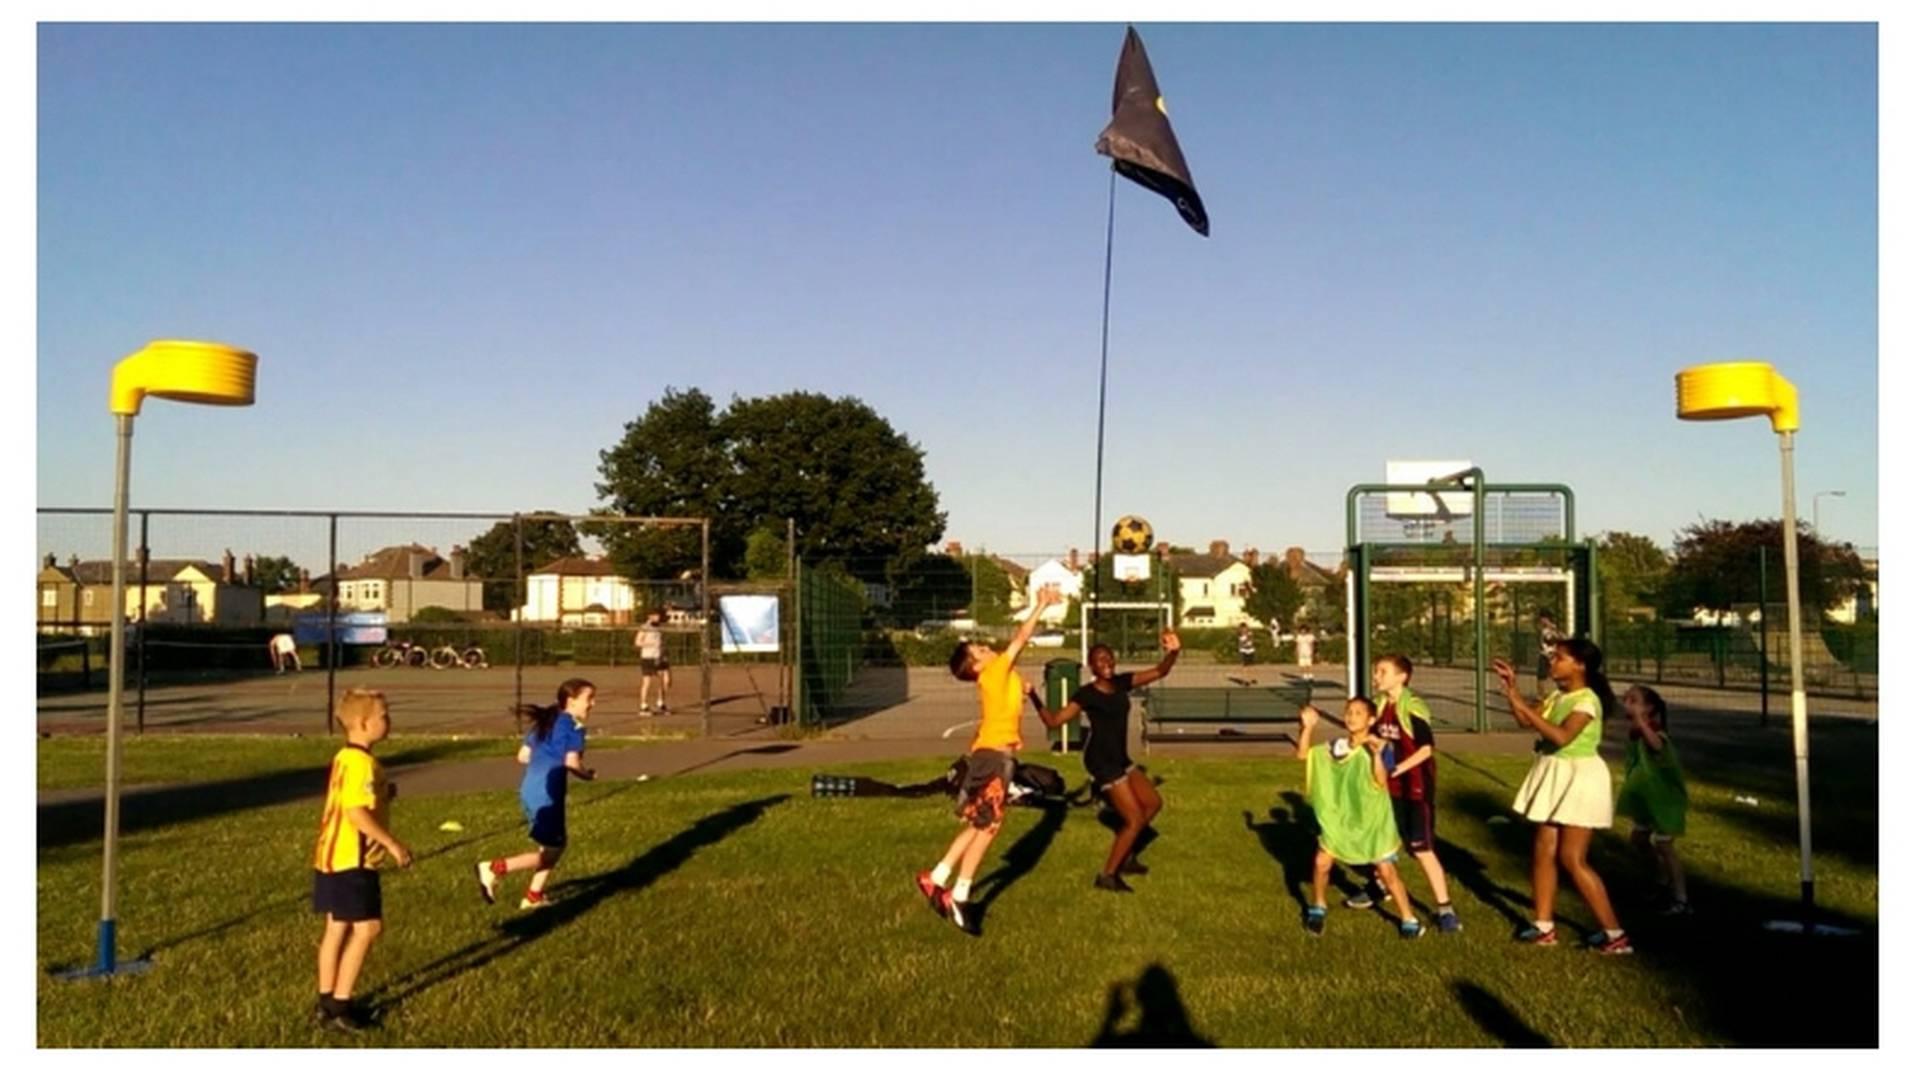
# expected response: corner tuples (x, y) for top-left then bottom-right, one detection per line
(1304, 907), (1327, 935)
(947, 898), (980, 937)
(1119, 856), (1149, 876)
(1093, 873), (1134, 893)
(321, 1001), (374, 1033)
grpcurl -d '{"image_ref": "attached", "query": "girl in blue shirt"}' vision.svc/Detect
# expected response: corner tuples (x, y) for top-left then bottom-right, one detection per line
(475, 678), (597, 910)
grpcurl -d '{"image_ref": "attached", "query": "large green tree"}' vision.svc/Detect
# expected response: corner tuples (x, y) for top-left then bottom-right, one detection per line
(1595, 530), (1670, 614)
(1243, 563), (1307, 627)
(596, 388), (946, 582)
(1664, 519), (1867, 616)
(249, 554), (304, 594)
(889, 551), (973, 627)
(464, 514), (586, 614)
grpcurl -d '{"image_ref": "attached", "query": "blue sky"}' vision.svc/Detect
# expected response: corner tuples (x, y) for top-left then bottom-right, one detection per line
(36, 22), (1878, 559)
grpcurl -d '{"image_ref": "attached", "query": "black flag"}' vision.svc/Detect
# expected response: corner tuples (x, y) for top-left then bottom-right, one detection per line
(1094, 25), (1209, 236)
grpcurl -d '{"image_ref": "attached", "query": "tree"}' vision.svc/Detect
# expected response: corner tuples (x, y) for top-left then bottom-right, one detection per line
(1242, 563), (1306, 627)
(1595, 531), (1670, 614)
(249, 554), (304, 593)
(889, 551), (972, 628)
(968, 555), (1017, 627)
(464, 514), (585, 614)
(1665, 519), (1867, 617)
(743, 525), (789, 581)
(596, 388), (946, 583)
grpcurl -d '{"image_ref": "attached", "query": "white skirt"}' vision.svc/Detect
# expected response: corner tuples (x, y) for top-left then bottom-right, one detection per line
(1512, 753), (1614, 829)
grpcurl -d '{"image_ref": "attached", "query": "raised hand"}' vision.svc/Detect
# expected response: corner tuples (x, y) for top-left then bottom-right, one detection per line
(1491, 658), (1518, 691)
(1159, 628), (1182, 653)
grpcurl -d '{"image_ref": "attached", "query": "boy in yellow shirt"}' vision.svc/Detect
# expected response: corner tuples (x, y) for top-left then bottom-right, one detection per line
(915, 584), (1061, 935)
(311, 689), (413, 1032)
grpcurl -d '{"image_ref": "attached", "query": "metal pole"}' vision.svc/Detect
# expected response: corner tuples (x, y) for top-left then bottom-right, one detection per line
(1091, 169), (1117, 617)
(1473, 478), (1488, 733)
(513, 514), (525, 715)
(135, 512), (149, 734)
(325, 514), (338, 734)
(701, 519), (712, 738)
(785, 517), (796, 720)
(1759, 545), (1770, 728)
(1778, 432), (1816, 926)
(96, 414), (135, 975)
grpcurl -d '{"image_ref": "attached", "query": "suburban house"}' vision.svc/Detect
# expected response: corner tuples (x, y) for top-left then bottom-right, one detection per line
(334, 545), (484, 621)
(266, 568), (329, 624)
(519, 556), (637, 626)
(1013, 549), (1085, 624)
(1167, 541), (1255, 629)
(36, 550), (266, 631)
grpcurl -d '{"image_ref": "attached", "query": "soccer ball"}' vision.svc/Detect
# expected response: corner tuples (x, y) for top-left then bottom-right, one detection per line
(1111, 515), (1154, 555)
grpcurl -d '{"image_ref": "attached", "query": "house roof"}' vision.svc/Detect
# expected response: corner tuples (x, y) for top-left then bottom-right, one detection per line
(63, 559), (225, 585)
(337, 544), (470, 581)
(1284, 556), (1340, 588)
(1166, 553), (1240, 579)
(531, 556), (623, 578)
(989, 557), (1030, 583)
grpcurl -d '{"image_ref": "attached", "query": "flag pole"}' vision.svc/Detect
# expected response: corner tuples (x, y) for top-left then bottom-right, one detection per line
(1091, 167), (1118, 619)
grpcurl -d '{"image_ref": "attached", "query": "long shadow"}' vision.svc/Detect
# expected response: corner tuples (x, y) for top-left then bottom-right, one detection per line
(804, 663), (911, 728)
(365, 795), (789, 1014)
(1089, 963), (1215, 1048)
(37, 741), (534, 850)
(970, 802), (1069, 931)
(1452, 980), (1551, 1047)
(1242, 800), (1315, 914)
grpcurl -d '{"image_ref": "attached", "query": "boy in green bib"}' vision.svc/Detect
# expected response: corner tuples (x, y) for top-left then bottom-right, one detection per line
(1619, 685), (1691, 915)
(1295, 698), (1425, 939)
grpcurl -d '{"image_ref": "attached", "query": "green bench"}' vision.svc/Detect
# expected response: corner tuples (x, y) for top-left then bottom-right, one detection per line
(1140, 680), (1315, 749)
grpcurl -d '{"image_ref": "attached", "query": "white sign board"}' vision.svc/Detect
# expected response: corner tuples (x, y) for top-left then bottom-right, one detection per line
(1386, 460), (1476, 518)
(1113, 553), (1152, 583)
(718, 595), (781, 654)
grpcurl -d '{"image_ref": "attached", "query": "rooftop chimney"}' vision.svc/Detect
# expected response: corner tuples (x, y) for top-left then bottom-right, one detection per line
(1068, 547), (1080, 572)
(1154, 542), (1170, 559)
(449, 546), (466, 579)
(945, 541), (964, 558)
(407, 550), (427, 579)
(1286, 548), (1306, 576)
(42, 552), (54, 570)
(1209, 539), (1230, 559)
(1242, 546), (1259, 567)
(222, 549), (237, 584)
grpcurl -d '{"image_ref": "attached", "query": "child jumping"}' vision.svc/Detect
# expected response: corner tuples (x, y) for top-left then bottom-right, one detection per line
(1619, 684), (1691, 915)
(914, 583), (1062, 935)
(476, 678), (598, 910)
(1029, 628), (1182, 892)
(1343, 655), (1460, 932)
(1494, 640), (1631, 954)
(1296, 698), (1425, 939)
(312, 689), (413, 1032)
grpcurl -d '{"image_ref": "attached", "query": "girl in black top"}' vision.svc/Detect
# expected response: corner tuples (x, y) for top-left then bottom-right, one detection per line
(1030, 629), (1181, 892)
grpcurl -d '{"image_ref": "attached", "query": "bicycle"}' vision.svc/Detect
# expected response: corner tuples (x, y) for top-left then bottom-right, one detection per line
(371, 639), (428, 668)
(430, 643), (490, 670)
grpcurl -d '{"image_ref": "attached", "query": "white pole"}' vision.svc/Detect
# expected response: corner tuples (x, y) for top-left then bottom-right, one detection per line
(1778, 431), (1815, 925)
(97, 414), (134, 974)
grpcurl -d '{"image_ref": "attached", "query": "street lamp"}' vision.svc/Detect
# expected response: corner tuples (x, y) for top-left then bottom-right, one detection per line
(62, 341), (257, 979)
(1675, 360), (1832, 934)
(1812, 490), (1845, 538)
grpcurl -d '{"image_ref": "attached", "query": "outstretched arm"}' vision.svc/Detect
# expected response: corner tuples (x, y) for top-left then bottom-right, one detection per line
(1026, 688), (1083, 731)
(1005, 584), (1064, 663)
(1128, 628), (1184, 690)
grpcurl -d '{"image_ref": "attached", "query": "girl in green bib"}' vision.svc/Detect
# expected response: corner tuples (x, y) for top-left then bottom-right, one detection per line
(1619, 684), (1691, 916)
(1493, 639), (1631, 954)
(1294, 698), (1425, 939)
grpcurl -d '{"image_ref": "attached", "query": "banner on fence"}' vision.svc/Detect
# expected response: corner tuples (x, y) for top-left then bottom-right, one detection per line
(719, 595), (780, 654)
(293, 611), (389, 645)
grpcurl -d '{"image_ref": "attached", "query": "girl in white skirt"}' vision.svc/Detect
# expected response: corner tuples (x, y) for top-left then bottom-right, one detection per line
(1492, 638), (1631, 955)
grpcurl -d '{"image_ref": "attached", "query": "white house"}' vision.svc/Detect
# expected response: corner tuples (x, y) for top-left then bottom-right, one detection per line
(1168, 547), (1255, 629)
(1011, 556), (1084, 624)
(519, 557), (637, 626)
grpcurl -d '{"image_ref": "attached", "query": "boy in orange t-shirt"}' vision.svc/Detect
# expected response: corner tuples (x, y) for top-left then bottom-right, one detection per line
(914, 584), (1061, 935)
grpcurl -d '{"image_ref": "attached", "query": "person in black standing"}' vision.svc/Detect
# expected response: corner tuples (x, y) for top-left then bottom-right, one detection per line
(1030, 629), (1182, 892)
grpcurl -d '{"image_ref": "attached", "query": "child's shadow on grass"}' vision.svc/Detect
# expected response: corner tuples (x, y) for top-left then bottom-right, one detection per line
(970, 802), (1069, 933)
(1089, 963), (1215, 1048)
(1242, 792), (1372, 916)
(365, 794), (789, 1015)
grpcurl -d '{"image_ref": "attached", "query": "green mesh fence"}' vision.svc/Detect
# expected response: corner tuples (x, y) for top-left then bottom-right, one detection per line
(795, 561), (865, 725)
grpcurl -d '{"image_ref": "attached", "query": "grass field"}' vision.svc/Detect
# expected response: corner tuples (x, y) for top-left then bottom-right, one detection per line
(37, 739), (1877, 1047)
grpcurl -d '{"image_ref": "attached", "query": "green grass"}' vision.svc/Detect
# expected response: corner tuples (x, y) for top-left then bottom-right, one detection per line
(37, 745), (1877, 1047)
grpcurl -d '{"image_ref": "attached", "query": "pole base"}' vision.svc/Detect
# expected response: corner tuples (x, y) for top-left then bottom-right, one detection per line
(53, 957), (154, 981)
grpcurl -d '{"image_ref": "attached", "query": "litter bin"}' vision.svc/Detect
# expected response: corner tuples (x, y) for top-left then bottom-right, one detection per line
(1043, 658), (1084, 752)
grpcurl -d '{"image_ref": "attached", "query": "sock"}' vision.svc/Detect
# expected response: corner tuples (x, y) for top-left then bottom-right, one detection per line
(1437, 902), (1455, 914)
(526, 889), (544, 902)
(1402, 919), (1421, 930)
(1604, 928), (1625, 940)
(930, 863), (953, 888)
(952, 878), (972, 904)
(489, 858), (508, 876)
(1306, 905), (1326, 916)
(1534, 920), (1554, 933)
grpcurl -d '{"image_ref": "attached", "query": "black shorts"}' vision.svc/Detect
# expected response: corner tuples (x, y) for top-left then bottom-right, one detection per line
(313, 868), (382, 922)
(640, 658), (668, 675)
(1392, 798), (1436, 854)
(1086, 756), (1135, 792)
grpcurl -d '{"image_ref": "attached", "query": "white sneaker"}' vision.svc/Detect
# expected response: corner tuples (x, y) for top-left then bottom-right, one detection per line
(475, 862), (498, 905)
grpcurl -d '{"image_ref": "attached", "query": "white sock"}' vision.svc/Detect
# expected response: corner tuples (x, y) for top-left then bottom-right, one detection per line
(952, 878), (972, 904)
(1534, 920), (1554, 933)
(1605, 928), (1625, 940)
(930, 863), (952, 888)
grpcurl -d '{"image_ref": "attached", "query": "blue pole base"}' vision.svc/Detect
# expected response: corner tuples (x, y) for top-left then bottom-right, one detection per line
(51, 920), (153, 981)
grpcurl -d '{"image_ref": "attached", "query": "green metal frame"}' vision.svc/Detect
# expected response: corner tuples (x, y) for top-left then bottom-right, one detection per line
(1344, 476), (1588, 732)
